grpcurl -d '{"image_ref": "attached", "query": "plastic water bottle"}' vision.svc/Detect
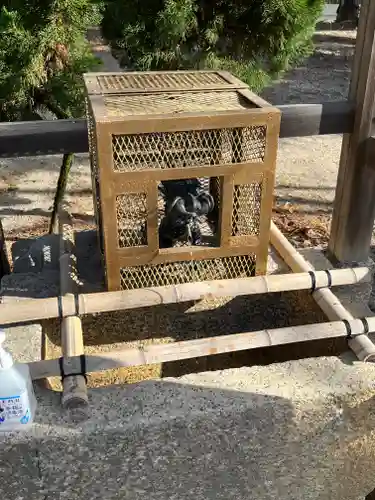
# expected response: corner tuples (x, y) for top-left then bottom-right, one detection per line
(0, 330), (37, 431)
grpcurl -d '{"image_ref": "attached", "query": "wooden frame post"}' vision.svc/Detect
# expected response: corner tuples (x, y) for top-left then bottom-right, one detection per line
(0, 218), (10, 279)
(329, 0), (375, 263)
(59, 210), (89, 411)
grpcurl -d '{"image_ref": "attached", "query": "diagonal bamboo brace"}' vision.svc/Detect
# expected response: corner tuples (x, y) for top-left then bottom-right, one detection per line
(270, 221), (375, 362)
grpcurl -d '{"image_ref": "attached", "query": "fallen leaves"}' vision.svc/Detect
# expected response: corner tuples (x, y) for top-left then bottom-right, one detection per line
(273, 202), (331, 248)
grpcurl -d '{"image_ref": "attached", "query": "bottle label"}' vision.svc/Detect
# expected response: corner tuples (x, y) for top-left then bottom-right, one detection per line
(0, 393), (31, 425)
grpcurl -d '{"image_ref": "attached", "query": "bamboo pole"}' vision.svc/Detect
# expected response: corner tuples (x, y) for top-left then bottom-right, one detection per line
(28, 316), (375, 380)
(0, 267), (371, 326)
(270, 221), (375, 362)
(58, 210), (89, 410)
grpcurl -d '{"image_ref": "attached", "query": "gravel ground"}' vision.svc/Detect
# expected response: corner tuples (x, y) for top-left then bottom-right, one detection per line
(263, 30), (355, 217)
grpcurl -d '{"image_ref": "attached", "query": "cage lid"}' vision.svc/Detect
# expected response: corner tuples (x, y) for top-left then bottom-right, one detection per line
(100, 90), (253, 118)
(83, 70), (248, 95)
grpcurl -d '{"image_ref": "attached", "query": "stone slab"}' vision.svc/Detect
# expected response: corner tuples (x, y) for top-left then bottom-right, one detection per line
(3, 323), (42, 364)
(2, 356), (375, 500)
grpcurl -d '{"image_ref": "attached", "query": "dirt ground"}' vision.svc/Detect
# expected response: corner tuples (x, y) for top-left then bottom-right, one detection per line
(0, 28), (362, 389)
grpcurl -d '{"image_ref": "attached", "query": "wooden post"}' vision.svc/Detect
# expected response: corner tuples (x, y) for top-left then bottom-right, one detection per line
(59, 210), (89, 411)
(336, 0), (360, 24)
(329, 0), (375, 263)
(0, 218), (10, 279)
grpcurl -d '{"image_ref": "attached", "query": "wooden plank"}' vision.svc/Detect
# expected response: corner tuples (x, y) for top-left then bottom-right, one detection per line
(0, 267), (371, 326)
(112, 162), (267, 188)
(219, 175), (235, 247)
(329, 0), (375, 262)
(103, 107), (276, 134)
(95, 122), (121, 291)
(278, 102), (355, 138)
(28, 316), (375, 380)
(0, 119), (89, 157)
(256, 113), (280, 275)
(0, 102), (355, 158)
(117, 241), (259, 267)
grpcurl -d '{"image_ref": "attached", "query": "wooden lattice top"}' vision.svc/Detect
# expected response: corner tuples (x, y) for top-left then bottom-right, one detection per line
(83, 70), (248, 95)
(84, 70), (278, 136)
(103, 91), (254, 117)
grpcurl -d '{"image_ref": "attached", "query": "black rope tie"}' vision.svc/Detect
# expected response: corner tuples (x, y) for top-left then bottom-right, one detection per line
(74, 293), (80, 317)
(57, 294), (80, 320)
(309, 270), (333, 293)
(57, 295), (63, 321)
(342, 319), (352, 340)
(59, 355), (87, 383)
(308, 271), (316, 293)
(361, 317), (370, 335)
(324, 270), (332, 288)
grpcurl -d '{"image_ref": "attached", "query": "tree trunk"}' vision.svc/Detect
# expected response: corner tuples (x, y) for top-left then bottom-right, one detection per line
(0, 218), (10, 279)
(37, 99), (74, 235)
(336, 0), (360, 24)
(49, 153), (74, 234)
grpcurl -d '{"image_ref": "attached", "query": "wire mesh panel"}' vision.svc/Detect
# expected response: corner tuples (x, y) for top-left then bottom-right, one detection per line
(99, 72), (229, 91)
(84, 71), (280, 291)
(116, 193), (147, 248)
(104, 91), (252, 115)
(120, 255), (255, 290)
(232, 182), (262, 237)
(111, 126), (266, 172)
(84, 70), (248, 94)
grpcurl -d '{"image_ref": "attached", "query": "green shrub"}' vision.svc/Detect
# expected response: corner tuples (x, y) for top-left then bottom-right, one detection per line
(102, 0), (324, 91)
(0, 0), (102, 233)
(0, 0), (101, 121)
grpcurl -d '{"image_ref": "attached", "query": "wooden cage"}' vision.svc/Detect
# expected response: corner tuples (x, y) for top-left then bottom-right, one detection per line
(83, 71), (281, 291)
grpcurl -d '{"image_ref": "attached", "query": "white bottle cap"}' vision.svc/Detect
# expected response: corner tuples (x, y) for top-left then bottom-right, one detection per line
(0, 330), (13, 370)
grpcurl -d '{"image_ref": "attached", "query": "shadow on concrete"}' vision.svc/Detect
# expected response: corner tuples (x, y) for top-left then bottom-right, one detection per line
(4, 372), (375, 500)
(3, 381), (297, 499)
